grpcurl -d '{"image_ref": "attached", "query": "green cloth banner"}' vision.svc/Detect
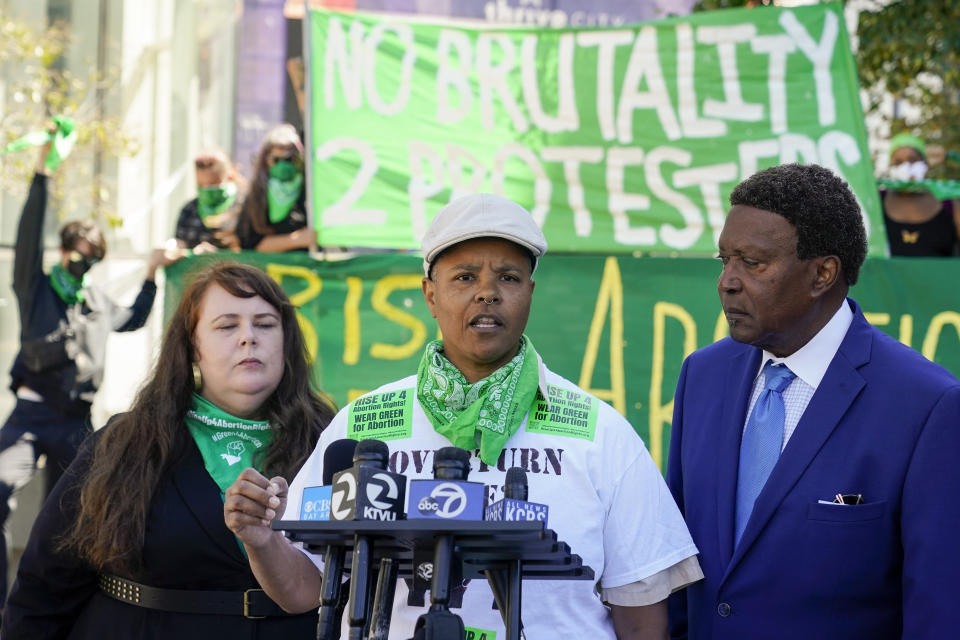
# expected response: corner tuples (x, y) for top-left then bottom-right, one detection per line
(165, 254), (960, 471)
(307, 3), (884, 256)
(877, 179), (960, 201)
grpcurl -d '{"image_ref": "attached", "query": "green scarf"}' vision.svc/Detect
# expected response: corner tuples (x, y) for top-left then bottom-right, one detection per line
(184, 393), (272, 495)
(266, 161), (303, 224)
(49, 263), (85, 305)
(196, 181), (238, 223)
(2, 115), (77, 171)
(417, 336), (540, 466)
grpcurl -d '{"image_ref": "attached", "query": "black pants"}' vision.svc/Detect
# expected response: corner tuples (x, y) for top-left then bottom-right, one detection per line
(0, 397), (90, 608)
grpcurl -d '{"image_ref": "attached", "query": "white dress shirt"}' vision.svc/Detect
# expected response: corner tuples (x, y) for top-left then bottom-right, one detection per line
(745, 300), (854, 449)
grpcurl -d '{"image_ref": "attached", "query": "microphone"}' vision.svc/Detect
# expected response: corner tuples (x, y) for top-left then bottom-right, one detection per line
(484, 467), (533, 640)
(411, 447), (470, 640)
(407, 449), (485, 522)
(331, 439), (406, 523)
(314, 439), (359, 640)
(336, 440), (406, 640)
(484, 467), (548, 525)
(300, 439), (358, 521)
(406, 447), (483, 607)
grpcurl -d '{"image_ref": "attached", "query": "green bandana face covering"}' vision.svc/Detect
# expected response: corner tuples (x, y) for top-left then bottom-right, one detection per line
(416, 336), (540, 466)
(49, 263), (86, 305)
(266, 161), (303, 224)
(196, 181), (238, 222)
(184, 393), (272, 495)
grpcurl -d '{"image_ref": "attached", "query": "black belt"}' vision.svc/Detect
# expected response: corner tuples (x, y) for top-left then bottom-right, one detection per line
(98, 574), (296, 619)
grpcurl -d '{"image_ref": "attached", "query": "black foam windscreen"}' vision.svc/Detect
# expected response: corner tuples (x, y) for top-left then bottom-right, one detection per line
(433, 446), (472, 480)
(323, 439), (359, 485)
(354, 438), (389, 468)
(503, 466), (528, 501)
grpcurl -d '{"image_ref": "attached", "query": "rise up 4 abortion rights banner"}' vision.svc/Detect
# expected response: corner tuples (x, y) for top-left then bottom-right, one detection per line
(166, 254), (959, 470)
(306, 2), (884, 256)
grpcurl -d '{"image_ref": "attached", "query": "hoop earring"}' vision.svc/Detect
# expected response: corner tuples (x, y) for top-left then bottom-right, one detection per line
(192, 363), (202, 391)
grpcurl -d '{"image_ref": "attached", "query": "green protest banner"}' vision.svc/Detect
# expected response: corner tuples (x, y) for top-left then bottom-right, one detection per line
(307, 3), (884, 256)
(165, 254), (959, 470)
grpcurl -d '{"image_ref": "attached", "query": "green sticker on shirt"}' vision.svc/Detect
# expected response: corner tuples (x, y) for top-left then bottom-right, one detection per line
(347, 388), (413, 441)
(464, 627), (496, 640)
(526, 384), (598, 441)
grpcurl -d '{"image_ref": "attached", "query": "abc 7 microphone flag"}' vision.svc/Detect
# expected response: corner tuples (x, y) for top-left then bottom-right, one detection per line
(407, 479), (486, 521)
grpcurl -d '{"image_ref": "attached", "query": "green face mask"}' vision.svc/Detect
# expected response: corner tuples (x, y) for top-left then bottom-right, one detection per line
(266, 161), (303, 224)
(196, 182), (238, 221)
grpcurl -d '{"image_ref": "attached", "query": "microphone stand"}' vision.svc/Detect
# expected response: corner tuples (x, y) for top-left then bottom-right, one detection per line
(411, 448), (470, 640)
(366, 557), (399, 640)
(317, 545), (346, 640)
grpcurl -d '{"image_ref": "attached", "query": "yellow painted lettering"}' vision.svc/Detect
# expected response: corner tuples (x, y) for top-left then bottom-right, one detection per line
(343, 277), (363, 365)
(713, 309), (728, 343)
(370, 274), (427, 360)
(863, 312), (890, 326)
(650, 302), (697, 471)
(922, 311), (960, 363)
(266, 264), (322, 362)
(296, 311), (319, 362)
(266, 264), (322, 306)
(899, 314), (913, 348)
(578, 257), (626, 417)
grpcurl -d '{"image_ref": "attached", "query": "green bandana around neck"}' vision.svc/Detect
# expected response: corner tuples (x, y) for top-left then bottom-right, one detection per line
(197, 181), (238, 222)
(266, 161), (303, 224)
(184, 393), (272, 495)
(416, 336), (540, 466)
(2, 115), (77, 171)
(49, 263), (85, 305)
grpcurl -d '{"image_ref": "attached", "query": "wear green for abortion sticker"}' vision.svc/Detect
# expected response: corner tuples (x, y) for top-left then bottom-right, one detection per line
(526, 384), (598, 441)
(464, 627), (496, 640)
(347, 388), (413, 441)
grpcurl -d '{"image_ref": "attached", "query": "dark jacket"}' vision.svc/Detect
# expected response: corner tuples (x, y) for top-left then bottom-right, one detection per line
(3, 425), (318, 639)
(9, 174), (156, 416)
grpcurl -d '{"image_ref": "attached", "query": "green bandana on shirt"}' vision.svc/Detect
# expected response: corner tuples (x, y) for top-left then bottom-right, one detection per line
(416, 336), (540, 466)
(184, 393), (272, 495)
(266, 161), (303, 224)
(196, 181), (238, 222)
(49, 263), (85, 305)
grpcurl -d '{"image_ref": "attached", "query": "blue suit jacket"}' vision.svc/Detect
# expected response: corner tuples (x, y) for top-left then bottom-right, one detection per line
(667, 299), (960, 640)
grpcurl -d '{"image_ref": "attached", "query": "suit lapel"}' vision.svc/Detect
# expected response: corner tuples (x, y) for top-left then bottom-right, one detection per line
(172, 444), (249, 565)
(725, 305), (872, 574)
(715, 347), (762, 568)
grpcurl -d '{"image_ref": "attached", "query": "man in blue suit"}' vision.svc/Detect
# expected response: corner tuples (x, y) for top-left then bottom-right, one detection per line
(667, 163), (960, 640)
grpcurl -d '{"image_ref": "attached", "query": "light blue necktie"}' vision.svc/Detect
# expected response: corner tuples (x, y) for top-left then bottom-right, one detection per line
(735, 361), (796, 546)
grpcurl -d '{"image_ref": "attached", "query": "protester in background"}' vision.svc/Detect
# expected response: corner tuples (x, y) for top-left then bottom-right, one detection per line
(881, 133), (960, 256)
(668, 163), (960, 639)
(0, 137), (183, 614)
(224, 194), (702, 640)
(3, 262), (336, 638)
(173, 149), (244, 253)
(235, 124), (312, 252)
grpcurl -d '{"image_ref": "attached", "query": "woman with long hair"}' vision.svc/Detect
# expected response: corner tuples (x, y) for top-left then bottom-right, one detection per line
(3, 262), (335, 639)
(235, 124), (312, 252)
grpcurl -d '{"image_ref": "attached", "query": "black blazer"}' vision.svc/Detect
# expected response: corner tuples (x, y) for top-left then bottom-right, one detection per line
(3, 425), (318, 639)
